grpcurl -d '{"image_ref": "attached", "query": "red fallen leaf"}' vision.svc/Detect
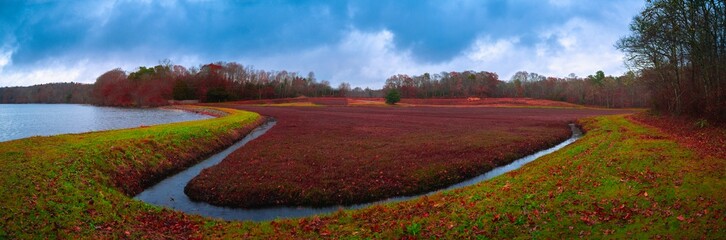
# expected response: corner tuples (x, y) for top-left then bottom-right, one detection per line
(677, 215), (685, 221)
(371, 224), (381, 233)
(493, 214), (501, 222)
(580, 216), (591, 224)
(507, 214), (516, 223)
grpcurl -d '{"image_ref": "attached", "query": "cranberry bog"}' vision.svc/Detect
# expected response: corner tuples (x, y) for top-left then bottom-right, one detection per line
(2, 104), (724, 238)
(230, 97), (584, 108)
(185, 105), (633, 208)
(230, 97), (348, 106)
(397, 97), (584, 108)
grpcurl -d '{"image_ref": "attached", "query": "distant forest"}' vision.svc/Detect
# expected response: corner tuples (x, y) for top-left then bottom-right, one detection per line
(1, 0), (722, 120)
(0, 83), (92, 104)
(90, 62), (343, 107)
(0, 62), (648, 109)
(0, 56), (717, 121)
(378, 70), (649, 108)
(0, 62), (342, 106)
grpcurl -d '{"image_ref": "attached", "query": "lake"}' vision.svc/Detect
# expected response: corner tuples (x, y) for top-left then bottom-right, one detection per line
(0, 104), (213, 142)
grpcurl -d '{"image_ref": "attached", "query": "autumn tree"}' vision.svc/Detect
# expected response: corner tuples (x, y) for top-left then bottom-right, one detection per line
(617, 0), (725, 120)
(93, 68), (132, 106)
(337, 82), (351, 97)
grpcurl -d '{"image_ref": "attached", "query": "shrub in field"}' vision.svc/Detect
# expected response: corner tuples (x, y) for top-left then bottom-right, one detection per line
(385, 89), (401, 105)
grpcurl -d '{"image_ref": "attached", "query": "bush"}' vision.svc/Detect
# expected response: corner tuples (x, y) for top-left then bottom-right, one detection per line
(385, 89), (401, 105)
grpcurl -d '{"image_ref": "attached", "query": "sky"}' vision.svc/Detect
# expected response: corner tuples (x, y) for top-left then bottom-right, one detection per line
(0, 0), (645, 88)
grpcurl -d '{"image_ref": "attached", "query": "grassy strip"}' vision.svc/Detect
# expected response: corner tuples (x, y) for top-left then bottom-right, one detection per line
(0, 106), (263, 238)
(210, 114), (724, 238)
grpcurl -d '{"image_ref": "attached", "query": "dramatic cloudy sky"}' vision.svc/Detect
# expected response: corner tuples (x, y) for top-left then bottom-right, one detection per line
(0, 0), (644, 88)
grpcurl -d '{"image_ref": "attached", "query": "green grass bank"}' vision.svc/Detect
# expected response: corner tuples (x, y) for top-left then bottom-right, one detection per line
(0, 106), (263, 238)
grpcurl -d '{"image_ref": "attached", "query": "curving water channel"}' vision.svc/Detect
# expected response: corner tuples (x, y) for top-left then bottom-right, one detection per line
(135, 123), (583, 221)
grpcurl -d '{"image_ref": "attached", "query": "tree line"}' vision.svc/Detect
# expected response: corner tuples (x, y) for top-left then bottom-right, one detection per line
(382, 71), (501, 99)
(0, 83), (92, 104)
(379, 70), (650, 108)
(502, 71), (651, 108)
(617, 0), (725, 120)
(92, 61), (344, 107)
(0, 62), (342, 106)
(0, 65), (652, 109)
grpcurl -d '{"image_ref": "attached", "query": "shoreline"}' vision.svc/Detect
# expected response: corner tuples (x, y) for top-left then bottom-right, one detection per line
(0, 104), (214, 143)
